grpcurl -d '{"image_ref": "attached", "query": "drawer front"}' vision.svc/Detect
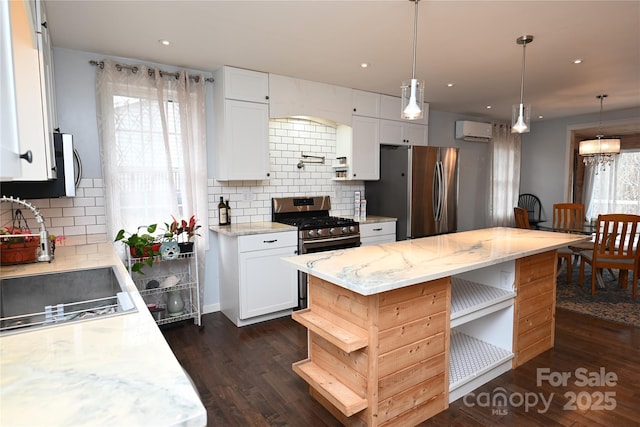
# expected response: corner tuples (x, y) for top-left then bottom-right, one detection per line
(360, 221), (396, 238)
(238, 231), (297, 252)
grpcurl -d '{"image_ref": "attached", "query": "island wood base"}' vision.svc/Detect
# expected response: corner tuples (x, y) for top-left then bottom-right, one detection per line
(292, 250), (557, 426)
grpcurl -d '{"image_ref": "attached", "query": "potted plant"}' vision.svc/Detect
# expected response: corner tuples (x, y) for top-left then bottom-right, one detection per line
(170, 215), (201, 253)
(0, 226), (40, 265)
(114, 224), (161, 273)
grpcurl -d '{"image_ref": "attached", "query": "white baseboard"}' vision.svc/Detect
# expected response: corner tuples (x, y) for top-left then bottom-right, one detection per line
(202, 303), (220, 314)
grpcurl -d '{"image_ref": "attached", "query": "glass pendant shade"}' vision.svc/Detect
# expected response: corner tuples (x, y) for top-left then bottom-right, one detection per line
(511, 103), (531, 133)
(401, 79), (424, 120)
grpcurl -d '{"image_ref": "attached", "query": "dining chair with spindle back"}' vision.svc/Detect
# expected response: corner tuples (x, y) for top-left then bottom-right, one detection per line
(579, 214), (640, 298)
(553, 203), (587, 284)
(518, 194), (542, 228)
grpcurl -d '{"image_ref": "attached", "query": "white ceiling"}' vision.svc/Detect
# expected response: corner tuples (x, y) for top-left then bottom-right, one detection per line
(45, 0), (640, 129)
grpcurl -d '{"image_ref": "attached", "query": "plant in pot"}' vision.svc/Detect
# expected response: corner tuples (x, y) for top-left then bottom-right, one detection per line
(0, 226), (41, 265)
(114, 224), (161, 274)
(170, 215), (201, 253)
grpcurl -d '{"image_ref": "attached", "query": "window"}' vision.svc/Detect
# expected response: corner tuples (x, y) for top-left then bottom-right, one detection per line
(95, 59), (208, 247)
(586, 150), (640, 219)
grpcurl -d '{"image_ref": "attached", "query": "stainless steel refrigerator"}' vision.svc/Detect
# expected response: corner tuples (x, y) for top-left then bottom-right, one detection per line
(365, 145), (459, 240)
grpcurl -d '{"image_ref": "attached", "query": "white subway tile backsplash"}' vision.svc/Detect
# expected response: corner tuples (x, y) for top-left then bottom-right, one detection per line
(208, 117), (364, 224)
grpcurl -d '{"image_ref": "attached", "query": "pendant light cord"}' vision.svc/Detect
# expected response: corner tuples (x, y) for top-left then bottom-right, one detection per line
(596, 94), (606, 137)
(519, 42), (527, 105)
(411, 0), (419, 80)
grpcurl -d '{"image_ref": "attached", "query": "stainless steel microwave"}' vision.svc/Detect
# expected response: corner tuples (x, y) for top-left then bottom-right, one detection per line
(1, 133), (79, 199)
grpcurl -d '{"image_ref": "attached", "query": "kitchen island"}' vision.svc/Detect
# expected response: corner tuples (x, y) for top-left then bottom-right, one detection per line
(284, 227), (588, 426)
(0, 243), (206, 427)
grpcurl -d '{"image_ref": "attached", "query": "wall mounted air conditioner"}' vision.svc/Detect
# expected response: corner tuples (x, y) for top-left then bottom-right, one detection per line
(455, 121), (492, 142)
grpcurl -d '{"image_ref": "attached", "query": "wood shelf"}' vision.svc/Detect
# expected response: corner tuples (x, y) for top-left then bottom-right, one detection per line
(292, 309), (368, 353)
(292, 359), (368, 417)
(450, 277), (515, 328)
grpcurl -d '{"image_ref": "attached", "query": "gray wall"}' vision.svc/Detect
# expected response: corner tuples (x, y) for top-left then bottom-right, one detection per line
(520, 107), (640, 223)
(428, 110), (492, 231)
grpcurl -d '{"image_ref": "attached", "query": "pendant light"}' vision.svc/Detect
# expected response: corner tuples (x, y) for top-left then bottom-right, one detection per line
(512, 35), (534, 134)
(401, 0), (424, 120)
(579, 94), (621, 172)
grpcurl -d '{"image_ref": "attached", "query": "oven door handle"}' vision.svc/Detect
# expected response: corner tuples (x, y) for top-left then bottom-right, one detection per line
(301, 235), (360, 246)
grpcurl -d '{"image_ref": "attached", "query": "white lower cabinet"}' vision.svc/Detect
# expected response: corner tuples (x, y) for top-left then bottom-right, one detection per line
(218, 231), (298, 326)
(359, 221), (396, 245)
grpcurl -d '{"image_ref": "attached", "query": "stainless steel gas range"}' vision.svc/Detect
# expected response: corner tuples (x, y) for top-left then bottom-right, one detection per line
(272, 195), (360, 308)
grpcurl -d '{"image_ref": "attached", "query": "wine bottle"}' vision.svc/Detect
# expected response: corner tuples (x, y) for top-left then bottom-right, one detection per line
(218, 196), (228, 225)
(225, 199), (231, 224)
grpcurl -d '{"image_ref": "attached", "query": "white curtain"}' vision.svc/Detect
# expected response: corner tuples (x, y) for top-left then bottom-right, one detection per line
(95, 59), (208, 307)
(585, 156), (620, 220)
(487, 123), (522, 226)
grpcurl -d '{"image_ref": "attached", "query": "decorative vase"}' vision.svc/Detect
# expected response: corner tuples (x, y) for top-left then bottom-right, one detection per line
(167, 290), (185, 317)
(160, 241), (180, 260)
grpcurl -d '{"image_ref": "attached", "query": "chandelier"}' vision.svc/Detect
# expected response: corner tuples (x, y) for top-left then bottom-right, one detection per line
(579, 94), (621, 172)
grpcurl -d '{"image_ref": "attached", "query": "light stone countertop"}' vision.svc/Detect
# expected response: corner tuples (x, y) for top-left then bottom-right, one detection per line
(346, 215), (397, 224)
(0, 243), (206, 427)
(209, 221), (296, 236)
(208, 217), (395, 237)
(283, 227), (590, 296)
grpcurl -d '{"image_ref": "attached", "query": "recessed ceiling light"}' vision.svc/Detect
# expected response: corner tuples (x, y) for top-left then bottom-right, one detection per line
(573, 59), (583, 64)
(486, 105), (492, 109)
(447, 83), (454, 87)
(538, 115), (544, 119)
(360, 63), (369, 68)
(159, 39), (171, 46)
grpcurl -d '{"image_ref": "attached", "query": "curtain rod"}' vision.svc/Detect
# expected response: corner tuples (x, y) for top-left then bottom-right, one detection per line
(89, 60), (214, 83)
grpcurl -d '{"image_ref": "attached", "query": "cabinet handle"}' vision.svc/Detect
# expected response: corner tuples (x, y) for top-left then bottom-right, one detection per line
(373, 228), (383, 231)
(263, 239), (277, 243)
(41, 21), (47, 29)
(265, 95), (269, 100)
(353, 108), (357, 112)
(266, 172), (270, 177)
(20, 151), (33, 163)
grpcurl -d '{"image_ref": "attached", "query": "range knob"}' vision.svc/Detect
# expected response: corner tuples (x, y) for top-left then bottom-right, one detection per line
(349, 226), (355, 233)
(308, 230), (315, 237)
(329, 227), (336, 235)
(341, 227), (348, 234)
(317, 229), (324, 236)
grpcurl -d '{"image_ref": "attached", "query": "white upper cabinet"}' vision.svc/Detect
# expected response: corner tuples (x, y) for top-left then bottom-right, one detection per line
(336, 116), (379, 181)
(269, 74), (352, 125)
(214, 66), (270, 181)
(223, 66), (269, 104)
(352, 90), (380, 117)
(379, 119), (428, 146)
(2, 0), (57, 181)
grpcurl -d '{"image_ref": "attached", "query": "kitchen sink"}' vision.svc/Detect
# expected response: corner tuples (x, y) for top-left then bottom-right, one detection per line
(0, 267), (137, 335)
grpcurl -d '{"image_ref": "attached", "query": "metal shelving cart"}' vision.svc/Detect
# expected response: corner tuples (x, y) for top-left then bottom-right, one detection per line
(127, 248), (202, 329)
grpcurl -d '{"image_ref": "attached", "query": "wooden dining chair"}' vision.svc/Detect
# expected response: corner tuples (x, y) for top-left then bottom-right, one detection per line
(553, 203), (586, 284)
(518, 194), (542, 228)
(514, 207), (531, 229)
(579, 214), (640, 298)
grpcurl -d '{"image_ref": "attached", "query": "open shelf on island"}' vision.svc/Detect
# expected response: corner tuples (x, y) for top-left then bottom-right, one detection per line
(450, 277), (515, 328)
(448, 331), (514, 403)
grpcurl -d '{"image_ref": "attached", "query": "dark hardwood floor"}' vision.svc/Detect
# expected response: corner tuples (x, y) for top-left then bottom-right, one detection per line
(162, 309), (640, 426)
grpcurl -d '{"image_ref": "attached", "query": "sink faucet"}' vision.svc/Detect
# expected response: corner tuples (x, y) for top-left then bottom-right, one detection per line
(1, 196), (52, 262)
